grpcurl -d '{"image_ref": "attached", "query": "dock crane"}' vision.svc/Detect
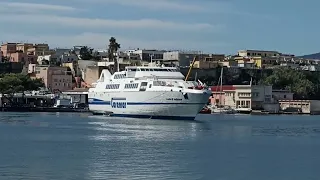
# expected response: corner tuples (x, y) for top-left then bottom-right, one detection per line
(184, 56), (197, 81)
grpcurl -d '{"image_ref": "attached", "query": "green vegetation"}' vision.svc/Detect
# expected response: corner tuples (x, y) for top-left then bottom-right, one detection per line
(79, 46), (102, 60)
(79, 46), (94, 60)
(0, 73), (45, 98)
(108, 37), (121, 72)
(197, 66), (320, 100)
(259, 67), (315, 99)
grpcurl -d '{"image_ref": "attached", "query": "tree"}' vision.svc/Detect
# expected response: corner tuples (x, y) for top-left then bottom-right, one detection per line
(79, 46), (93, 60)
(108, 37), (121, 73)
(260, 67), (314, 99)
(0, 74), (45, 104)
(92, 51), (101, 61)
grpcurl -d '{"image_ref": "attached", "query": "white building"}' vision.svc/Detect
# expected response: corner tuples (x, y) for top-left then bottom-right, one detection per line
(238, 49), (280, 57)
(279, 100), (320, 114)
(37, 54), (78, 64)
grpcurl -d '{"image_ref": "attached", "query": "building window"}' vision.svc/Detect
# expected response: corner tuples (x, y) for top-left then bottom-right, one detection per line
(238, 93), (251, 97)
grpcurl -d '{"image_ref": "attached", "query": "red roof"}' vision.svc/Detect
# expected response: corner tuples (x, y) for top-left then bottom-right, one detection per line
(210, 85), (236, 92)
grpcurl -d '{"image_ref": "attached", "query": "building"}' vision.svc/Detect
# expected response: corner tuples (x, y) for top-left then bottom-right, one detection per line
(16, 43), (33, 53)
(233, 57), (256, 68)
(61, 88), (88, 105)
(219, 60), (238, 67)
(192, 61), (220, 69)
(128, 49), (165, 62)
(1, 43), (17, 57)
(52, 48), (71, 56)
(35, 65), (73, 91)
(238, 50), (280, 57)
(27, 43), (51, 56)
(38, 54), (78, 65)
(84, 66), (105, 87)
(233, 56), (282, 69)
(279, 100), (320, 114)
(204, 54), (225, 62)
(1, 43), (46, 63)
(163, 51), (209, 67)
(210, 85), (273, 110)
(8, 52), (36, 63)
(272, 90), (294, 101)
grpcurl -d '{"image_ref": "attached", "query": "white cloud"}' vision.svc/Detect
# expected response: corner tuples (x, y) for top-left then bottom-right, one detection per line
(0, 32), (229, 51)
(0, 2), (76, 13)
(86, 0), (205, 12)
(0, 14), (221, 31)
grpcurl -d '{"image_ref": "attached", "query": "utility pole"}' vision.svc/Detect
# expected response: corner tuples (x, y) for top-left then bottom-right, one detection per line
(149, 53), (154, 64)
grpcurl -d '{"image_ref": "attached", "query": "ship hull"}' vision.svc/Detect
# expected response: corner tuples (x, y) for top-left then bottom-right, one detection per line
(88, 90), (211, 120)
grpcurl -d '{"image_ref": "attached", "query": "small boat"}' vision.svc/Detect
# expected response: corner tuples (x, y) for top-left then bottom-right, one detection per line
(199, 105), (212, 114)
(210, 105), (237, 114)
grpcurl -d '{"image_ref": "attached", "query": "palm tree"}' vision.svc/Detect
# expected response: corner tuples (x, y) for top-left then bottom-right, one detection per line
(108, 37), (121, 73)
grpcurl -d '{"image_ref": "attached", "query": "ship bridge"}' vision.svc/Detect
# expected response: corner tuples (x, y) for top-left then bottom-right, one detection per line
(124, 66), (184, 79)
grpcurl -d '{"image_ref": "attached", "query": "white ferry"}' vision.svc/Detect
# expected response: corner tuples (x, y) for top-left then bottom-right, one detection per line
(88, 65), (211, 120)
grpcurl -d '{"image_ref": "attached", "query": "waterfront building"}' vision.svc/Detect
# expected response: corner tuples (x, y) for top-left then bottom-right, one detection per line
(279, 100), (320, 114)
(210, 85), (273, 111)
(61, 88), (88, 105)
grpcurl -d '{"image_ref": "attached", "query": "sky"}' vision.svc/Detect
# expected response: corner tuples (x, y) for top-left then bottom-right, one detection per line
(0, 0), (319, 55)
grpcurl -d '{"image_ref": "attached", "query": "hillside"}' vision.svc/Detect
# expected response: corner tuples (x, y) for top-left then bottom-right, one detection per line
(299, 52), (320, 59)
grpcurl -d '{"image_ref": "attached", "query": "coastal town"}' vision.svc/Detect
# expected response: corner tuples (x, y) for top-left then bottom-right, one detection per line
(1, 38), (320, 114)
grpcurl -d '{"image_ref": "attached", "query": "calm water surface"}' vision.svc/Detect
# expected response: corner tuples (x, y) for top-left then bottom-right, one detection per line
(0, 112), (319, 180)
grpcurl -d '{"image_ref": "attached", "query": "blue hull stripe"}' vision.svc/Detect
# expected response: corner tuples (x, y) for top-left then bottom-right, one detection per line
(89, 102), (203, 105)
(88, 98), (205, 105)
(107, 113), (195, 120)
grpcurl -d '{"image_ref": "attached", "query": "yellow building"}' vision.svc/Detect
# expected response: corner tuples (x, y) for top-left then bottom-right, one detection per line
(233, 56), (279, 68)
(191, 60), (220, 69)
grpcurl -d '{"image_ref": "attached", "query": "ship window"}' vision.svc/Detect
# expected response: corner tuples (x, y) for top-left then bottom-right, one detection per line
(153, 81), (166, 86)
(106, 84), (120, 89)
(125, 83), (138, 89)
(114, 74), (125, 79)
(140, 68), (146, 71)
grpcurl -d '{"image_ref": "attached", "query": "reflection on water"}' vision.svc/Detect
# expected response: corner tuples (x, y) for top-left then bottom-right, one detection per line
(87, 116), (200, 142)
(0, 113), (320, 179)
